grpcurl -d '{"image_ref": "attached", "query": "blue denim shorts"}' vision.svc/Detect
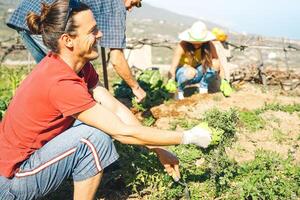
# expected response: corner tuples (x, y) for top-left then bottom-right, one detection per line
(175, 65), (216, 91)
(0, 120), (119, 200)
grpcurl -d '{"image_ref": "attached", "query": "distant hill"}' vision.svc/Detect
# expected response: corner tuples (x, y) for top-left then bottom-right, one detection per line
(128, 3), (197, 27)
(128, 3), (221, 28)
(1, 1), (299, 68)
(126, 3), (224, 40)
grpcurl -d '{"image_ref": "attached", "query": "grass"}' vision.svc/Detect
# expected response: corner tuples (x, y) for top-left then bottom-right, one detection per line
(168, 117), (201, 130)
(239, 110), (265, 132)
(257, 103), (300, 114)
(272, 128), (287, 144)
(222, 150), (300, 200)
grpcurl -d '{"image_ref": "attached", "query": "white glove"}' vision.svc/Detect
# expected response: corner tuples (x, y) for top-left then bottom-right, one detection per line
(182, 126), (212, 148)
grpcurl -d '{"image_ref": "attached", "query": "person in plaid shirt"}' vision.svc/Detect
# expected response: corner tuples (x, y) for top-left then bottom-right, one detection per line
(7, 0), (146, 102)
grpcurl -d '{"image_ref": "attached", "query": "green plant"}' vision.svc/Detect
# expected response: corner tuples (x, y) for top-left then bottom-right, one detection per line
(142, 116), (156, 127)
(272, 128), (287, 144)
(197, 122), (225, 146)
(0, 100), (6, 120)
(113, 80), (133, 98)
(168, 118), (200, 130)
(206, 147), (239, 196)
(204, 108), (239, 145)
(107, 142), (184, 199)
(267, 103), (300, 113)
(224, 150), (300, 199)
(239, 110), (265, 132)
(256, 103), (300, 114)
(113, 69), (172, 111)
(0, 96), (11, 120)
(2, 66), (27, 96)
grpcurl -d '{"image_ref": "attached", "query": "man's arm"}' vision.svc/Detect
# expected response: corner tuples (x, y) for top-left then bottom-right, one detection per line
(81, 84), (211, 178)
(75, 100), (183, 146)
(76, 83), (182, 145)
(109, 48), (146, 102)
(89, 83), (211, 148)
(91, 84), (180, 179)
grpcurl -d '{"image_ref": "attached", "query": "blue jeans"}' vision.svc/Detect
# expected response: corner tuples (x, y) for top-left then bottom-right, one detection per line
(19, 31), (48, 63)
(175, 65), (216, 92)
(0, 120), (119, 200)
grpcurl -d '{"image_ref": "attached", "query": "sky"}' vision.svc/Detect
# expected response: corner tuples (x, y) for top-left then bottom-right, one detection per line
(146, 0), (300, 40)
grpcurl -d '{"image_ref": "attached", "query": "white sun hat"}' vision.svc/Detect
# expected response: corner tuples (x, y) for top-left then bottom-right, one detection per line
(179, 21), (216, 42)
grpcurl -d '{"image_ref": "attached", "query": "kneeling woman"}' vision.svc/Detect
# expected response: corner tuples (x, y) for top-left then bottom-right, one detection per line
(169, 21), (226, 99)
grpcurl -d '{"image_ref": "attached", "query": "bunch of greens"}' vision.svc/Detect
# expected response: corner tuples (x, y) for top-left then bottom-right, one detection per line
(113, 69), (176, 111)
(204, 108), (239, 145)
(197, 122), (225, 146)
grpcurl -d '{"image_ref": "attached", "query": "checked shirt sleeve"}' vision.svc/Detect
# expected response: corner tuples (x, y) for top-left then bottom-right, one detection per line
(84, 0), (127, 49)
(7, 0), (55, 31)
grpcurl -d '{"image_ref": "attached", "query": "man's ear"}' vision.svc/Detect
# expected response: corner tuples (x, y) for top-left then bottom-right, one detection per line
(60, 33), (74, 48)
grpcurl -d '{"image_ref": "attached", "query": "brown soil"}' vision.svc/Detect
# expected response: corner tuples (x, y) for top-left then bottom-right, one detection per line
(227, 110), (300, 164)
(152, 83), (300, 164)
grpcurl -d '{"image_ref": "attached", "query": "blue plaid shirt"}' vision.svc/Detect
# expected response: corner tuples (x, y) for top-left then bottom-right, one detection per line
(7, 0), (126, 49)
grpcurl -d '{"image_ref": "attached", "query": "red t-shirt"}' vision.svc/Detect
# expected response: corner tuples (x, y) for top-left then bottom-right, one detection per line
(0, 53), (98, 178)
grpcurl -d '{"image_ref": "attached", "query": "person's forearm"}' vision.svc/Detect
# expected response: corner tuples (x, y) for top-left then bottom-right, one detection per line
(114, 124), (183, 145)
(92, 86), (167, 150)
(108, 97), (169, 150)
(110, 48), (139, 89)
(92, 85), (140, 125)
(76, 103), (183, 146)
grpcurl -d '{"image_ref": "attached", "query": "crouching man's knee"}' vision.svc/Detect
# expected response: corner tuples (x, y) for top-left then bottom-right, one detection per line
(72, 128), (119, 182)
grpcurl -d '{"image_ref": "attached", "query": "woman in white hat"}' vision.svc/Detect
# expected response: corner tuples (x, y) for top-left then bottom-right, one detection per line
(168, 20), (226, 99)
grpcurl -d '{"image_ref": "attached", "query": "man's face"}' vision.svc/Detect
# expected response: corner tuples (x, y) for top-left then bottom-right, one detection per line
(124, 0), (142, 11)
(71, 10), (102, 61)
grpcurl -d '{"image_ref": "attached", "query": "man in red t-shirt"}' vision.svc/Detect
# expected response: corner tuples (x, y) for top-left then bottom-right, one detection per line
(0, 0), (212, 199)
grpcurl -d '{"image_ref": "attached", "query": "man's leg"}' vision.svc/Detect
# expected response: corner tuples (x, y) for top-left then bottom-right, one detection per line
(8, 121), (119, 200)
(74, 172), (102, 200)
(18, 30), (48, 63)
